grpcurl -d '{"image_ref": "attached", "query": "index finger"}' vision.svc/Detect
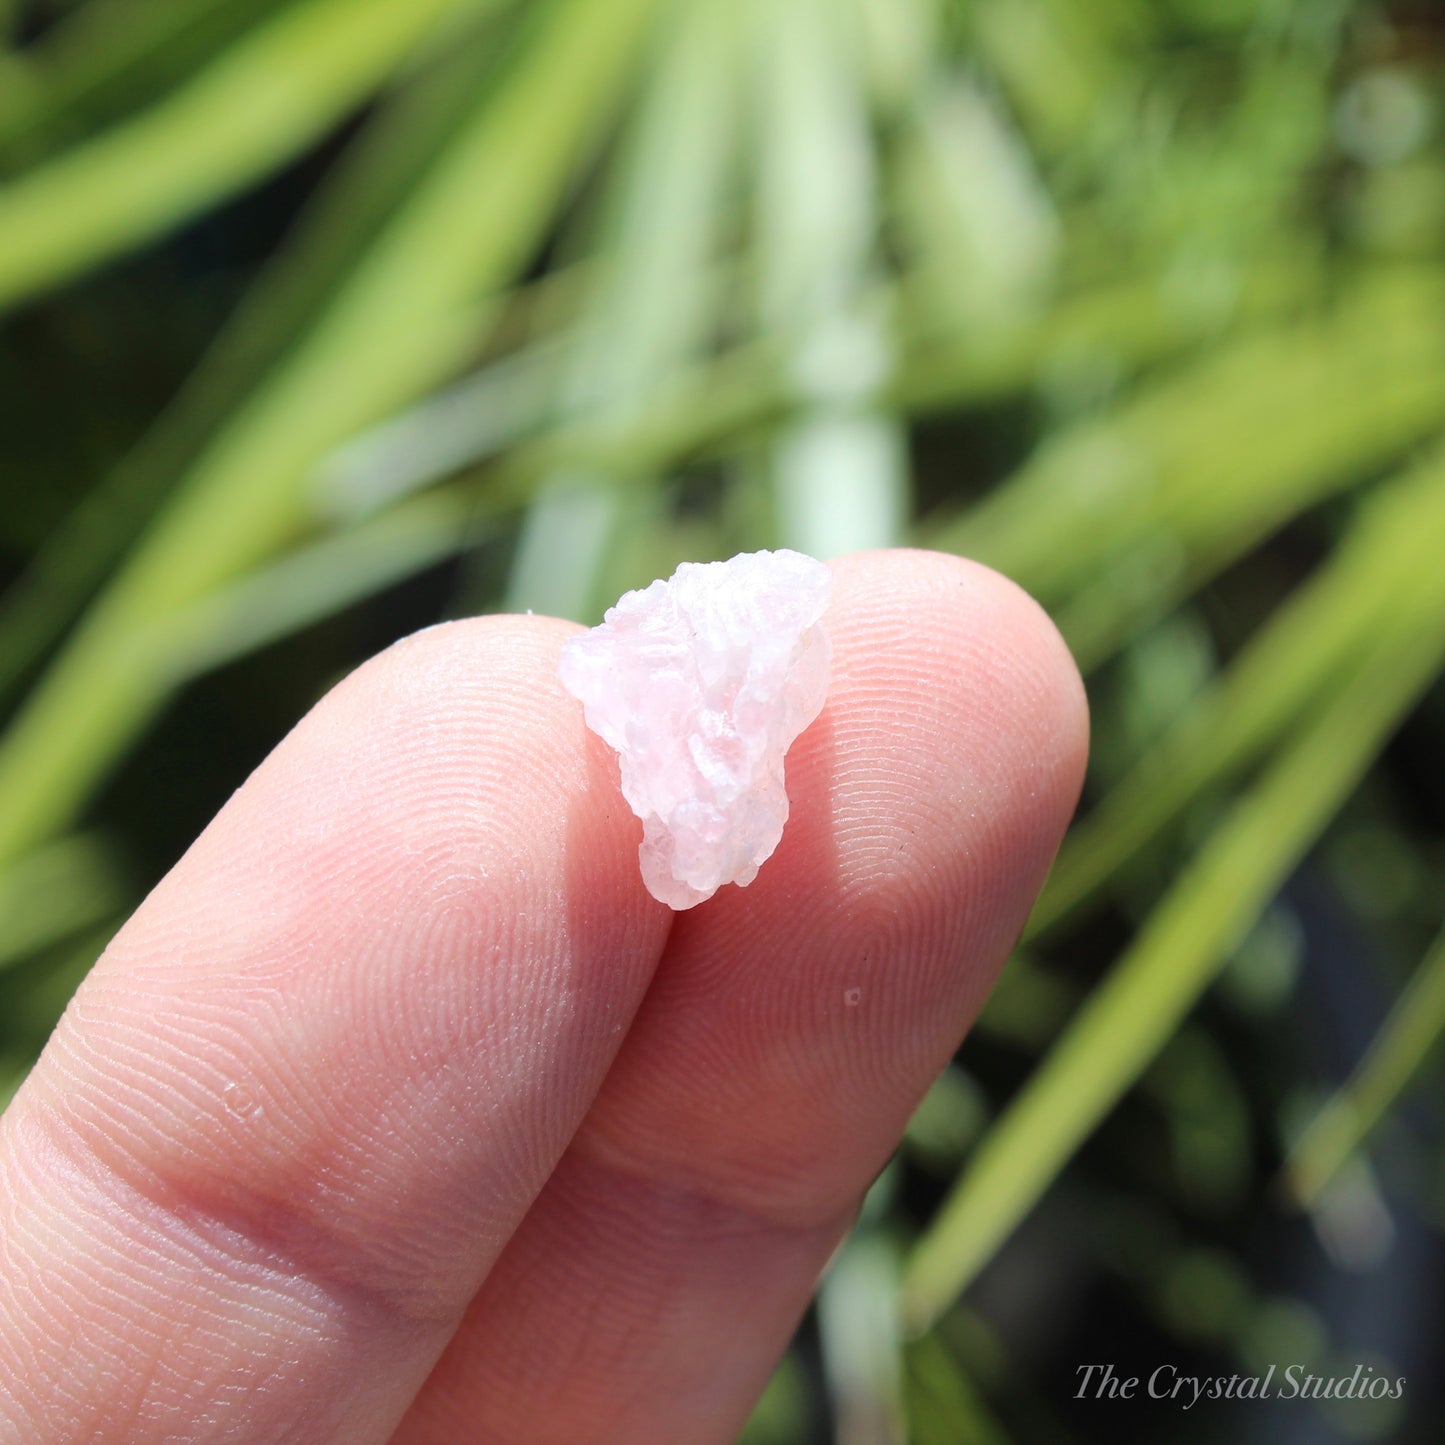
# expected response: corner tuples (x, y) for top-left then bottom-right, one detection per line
(0, 616), (673, 1442)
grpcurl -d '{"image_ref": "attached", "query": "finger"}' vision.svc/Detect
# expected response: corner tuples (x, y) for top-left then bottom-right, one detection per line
(0, 618), (672, 1443)
(394, 549), (1089, 1443)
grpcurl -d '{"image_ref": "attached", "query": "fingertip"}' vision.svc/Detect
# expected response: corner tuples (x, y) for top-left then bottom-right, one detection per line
(813, 548), (1088, 912)
(828, 546), (1088, 810)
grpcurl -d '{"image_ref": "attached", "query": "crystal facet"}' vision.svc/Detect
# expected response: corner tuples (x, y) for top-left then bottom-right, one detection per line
(558, 549), (832, 909)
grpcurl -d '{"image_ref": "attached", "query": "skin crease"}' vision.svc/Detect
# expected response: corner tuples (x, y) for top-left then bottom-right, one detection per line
(0, 549), (1088, 1444)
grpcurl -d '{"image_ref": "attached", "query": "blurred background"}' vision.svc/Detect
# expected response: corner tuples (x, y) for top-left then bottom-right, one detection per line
(2, 0), (1444, 1439)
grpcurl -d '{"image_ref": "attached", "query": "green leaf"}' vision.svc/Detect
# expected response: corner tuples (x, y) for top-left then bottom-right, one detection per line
(474, 257), (1320, 535)
(0, 834), (125, 974)
(751, 0), (905, 557)
(315, 336), (568, 523)
(901, 554), (1445, 1330)
(0, 15), (516, 704)
(0, 0), (285, 155)
(1029, 443), (1445, 937)
(0, 0), (662, 867)
(965, 0), (1119, 150)
(894, 252), (1320, 419)
(893, 75), (1059, 327)
(1283, 923), (1445, 1205)
(934, 270), (1445, 607)
(739, 1354), (811, 1445)
(0, 0), (493, 312)
(905, 1333), (1016, 1445)
(506, 0), (739, 619)
(152, 493), (477, 683)
(819, 1232), (907, 1445)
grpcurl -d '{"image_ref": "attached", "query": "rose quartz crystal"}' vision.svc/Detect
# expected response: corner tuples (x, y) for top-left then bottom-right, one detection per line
(558, 549), (832, 909)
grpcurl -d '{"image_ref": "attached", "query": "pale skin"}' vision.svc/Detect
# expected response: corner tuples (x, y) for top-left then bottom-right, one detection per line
(0, 550), (1088, 1443)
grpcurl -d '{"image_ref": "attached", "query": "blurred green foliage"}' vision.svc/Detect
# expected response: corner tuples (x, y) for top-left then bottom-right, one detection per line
(2, 0), (1443, 1439)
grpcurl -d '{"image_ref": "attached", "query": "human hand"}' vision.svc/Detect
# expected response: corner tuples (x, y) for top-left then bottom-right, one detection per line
(0, 550), (1087, 1443)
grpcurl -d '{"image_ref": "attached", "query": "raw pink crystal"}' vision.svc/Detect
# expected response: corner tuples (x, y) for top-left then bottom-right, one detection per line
(558, 549), (832, 909)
